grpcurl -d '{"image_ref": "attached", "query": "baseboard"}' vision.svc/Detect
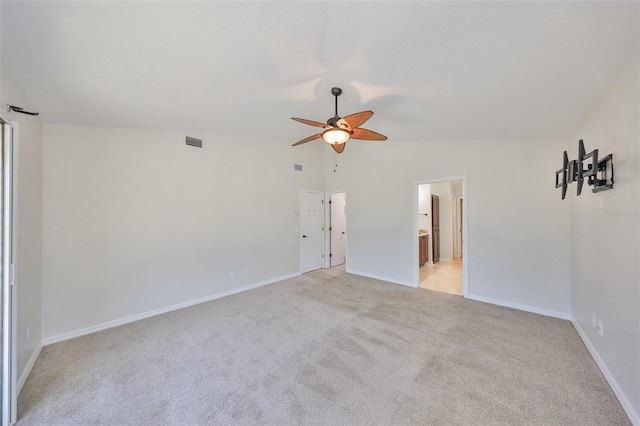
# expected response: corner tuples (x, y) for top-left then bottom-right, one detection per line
(347, 269), (416, 288)
(42, 272), (301, 346)
(18, 342), (42, 395)
(466, 294), (571, 320)
(572, 318), (639, 425)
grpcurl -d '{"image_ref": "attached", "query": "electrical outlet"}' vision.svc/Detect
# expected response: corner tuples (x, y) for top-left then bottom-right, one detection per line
(592, 314), (596, 328)
(597, 320), (604, 337)
(229, 270), (235, 278)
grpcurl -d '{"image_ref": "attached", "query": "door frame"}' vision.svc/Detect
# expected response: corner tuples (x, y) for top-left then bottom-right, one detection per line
(413, 175), (469, 297)
(324, 191), (347, 269)
(1, 112), (16, 426)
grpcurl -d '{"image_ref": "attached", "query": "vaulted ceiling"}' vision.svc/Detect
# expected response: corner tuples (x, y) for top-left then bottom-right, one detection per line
(1, 1), (638, 142)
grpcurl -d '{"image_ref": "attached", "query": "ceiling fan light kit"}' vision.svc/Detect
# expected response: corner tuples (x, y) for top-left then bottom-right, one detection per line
(291, 87), (387, 154)
(322, 128), (350, 144)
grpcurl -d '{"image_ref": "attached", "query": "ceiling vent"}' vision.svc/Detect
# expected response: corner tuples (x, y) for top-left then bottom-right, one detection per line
(186, 136), (203, 148)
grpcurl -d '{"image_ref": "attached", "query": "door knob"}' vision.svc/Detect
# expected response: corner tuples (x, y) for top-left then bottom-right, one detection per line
(302, 235), (308, 238)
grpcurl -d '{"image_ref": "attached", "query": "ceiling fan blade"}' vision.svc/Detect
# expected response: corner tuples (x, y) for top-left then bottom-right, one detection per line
(292, 133), (322, 146)
(351, 128), (387, 141)
(342, 111), (373, 129)
(331, 143), (346, 153)
(291, 117), (328, 128)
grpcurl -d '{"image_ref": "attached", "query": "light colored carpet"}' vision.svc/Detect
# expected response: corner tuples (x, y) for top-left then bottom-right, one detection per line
(18, 267), (629, 425)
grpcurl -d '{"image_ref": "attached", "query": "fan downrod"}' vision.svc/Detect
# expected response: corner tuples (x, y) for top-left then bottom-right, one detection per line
(328, 87), (343, 126)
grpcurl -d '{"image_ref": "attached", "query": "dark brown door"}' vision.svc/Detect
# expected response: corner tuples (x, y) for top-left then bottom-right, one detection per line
(431, 195), (440, 263)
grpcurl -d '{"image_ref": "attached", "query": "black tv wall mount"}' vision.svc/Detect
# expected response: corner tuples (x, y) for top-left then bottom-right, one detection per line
(556, 140), (614, 200)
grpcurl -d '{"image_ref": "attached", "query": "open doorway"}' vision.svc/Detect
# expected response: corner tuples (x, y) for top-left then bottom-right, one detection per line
(415, 177), (467, 296)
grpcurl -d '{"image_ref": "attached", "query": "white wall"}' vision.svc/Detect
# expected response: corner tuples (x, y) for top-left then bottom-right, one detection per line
(417, 184), (430, 232)
(569, 57), (639, 422)
(42, 125), (324, 339)
(324, 137), (571, 317)
(430, 181), (454, 261)
(0, 61), (43, 383)
(451, 180), (463, 198)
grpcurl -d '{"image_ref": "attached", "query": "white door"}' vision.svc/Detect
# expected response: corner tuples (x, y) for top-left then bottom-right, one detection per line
(1, 118), (16, 426)
(300, 191), (324, 273)
(329, 193), (346, 267)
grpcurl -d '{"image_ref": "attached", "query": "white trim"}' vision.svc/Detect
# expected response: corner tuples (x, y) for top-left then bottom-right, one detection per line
(1, 119), (17, 426)
(17, 343), (41, 395)
(438, 257), (454, 262)
(347, 269), (415, 288)
(43, 272), (300, 346)
(413, 182), (420, 287)
(0, 111), (12, 124)
(466, 294), (571, 320)
(572, 318), (640, 425)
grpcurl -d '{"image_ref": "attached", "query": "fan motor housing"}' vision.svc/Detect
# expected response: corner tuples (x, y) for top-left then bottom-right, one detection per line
(327, 116), (341, 126)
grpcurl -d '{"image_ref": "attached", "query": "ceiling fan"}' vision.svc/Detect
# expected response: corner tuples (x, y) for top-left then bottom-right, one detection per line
(291, 87), (387, 153)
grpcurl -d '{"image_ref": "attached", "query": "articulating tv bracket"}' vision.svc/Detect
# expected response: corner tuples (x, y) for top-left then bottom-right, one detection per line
(556, 139), (614, 200)
(6, 104), (39, 116)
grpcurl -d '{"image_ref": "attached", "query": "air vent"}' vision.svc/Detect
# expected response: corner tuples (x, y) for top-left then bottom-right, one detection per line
(186, 137), (203, 148)
(294, 164), (302, 171)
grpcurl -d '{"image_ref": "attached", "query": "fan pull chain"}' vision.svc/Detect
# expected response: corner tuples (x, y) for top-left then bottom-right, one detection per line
(334, 151), (338, 173)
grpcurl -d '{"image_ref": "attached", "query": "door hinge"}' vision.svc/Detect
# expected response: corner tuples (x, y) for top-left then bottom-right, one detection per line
(329, 200), (332, 204)
(9, 263), (15, 286)
(329, 253), (332, 257)
(321, 200), (324, 204)
(329, 226), (332, 231)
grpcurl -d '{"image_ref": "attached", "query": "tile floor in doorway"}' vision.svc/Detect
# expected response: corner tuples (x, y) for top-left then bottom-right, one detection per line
(419, 257), (462, 295)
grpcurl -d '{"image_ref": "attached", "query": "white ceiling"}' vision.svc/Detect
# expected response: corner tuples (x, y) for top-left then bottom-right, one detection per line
(1, 1), (638, 142)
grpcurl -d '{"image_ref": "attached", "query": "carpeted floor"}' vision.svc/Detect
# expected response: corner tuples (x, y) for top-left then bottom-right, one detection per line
(18, 267), (630, 425)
